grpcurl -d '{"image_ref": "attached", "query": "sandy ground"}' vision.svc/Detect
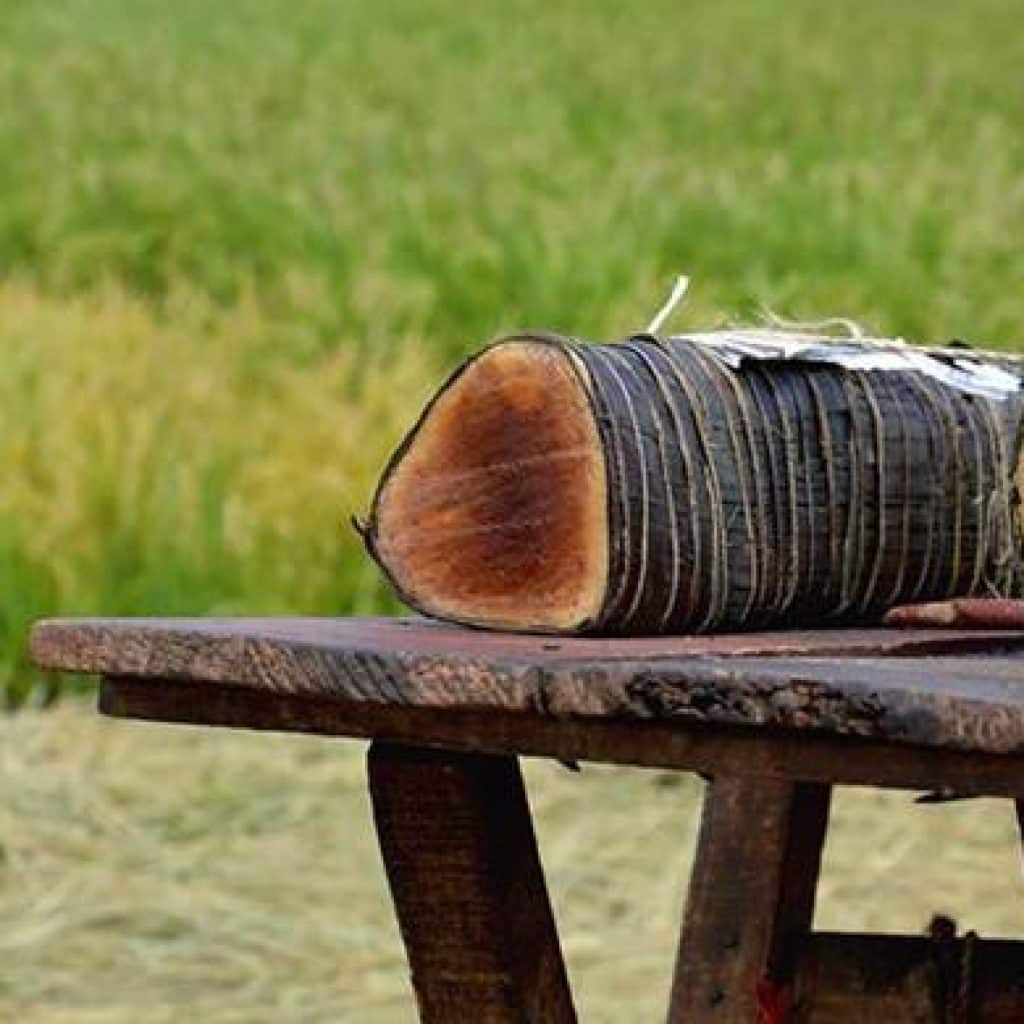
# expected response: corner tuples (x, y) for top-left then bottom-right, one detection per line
(2, 700), (1022, 1022)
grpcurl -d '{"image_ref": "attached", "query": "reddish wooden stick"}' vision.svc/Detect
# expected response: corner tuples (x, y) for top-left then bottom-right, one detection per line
(883, 598), (1024, 629)
(756, 974), (795, 1024)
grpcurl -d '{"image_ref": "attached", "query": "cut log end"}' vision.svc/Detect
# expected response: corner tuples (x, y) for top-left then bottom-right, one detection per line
(366, 339), (609, 632)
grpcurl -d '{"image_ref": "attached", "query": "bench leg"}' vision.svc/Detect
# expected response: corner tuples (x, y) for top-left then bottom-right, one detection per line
(1017, 801), (1024, 884)
(368, 742), (576, 1023)
(667, 776), (831, 1022)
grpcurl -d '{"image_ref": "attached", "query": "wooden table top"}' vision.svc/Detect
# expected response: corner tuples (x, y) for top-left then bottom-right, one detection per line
(28, 616), (1024, 756)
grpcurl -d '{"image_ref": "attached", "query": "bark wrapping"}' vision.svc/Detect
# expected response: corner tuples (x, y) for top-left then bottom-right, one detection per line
(564, 333), (1024, 632)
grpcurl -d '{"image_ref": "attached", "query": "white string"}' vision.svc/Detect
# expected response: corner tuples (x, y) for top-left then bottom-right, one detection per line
(646, 275), (690, 335)
(759, 305), (868, 339)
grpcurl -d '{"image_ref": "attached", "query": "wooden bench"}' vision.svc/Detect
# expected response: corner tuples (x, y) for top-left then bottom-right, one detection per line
(28, 617), (1024, 1022)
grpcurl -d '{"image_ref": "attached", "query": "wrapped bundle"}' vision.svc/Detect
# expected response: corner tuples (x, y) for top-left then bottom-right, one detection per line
(362, 331), (1024, 634)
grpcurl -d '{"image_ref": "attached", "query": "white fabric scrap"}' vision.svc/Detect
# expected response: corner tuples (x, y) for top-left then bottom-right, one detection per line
(674, 330), (1023, 400)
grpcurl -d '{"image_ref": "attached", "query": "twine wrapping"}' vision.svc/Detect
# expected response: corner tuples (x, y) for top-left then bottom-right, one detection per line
(564, 332), (1024, 633)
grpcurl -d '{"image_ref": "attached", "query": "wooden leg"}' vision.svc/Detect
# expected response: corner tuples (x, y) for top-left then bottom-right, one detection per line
(368, 742), (576, 1023)
(667, 776), (831, 1022)
(1016, 800), (1024, 886)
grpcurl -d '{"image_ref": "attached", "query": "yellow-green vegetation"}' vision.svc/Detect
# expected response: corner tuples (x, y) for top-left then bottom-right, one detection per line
(3, 0), (1024, 1017)
(2, 704), (1024, 1022)
(0, 281), (435, 701)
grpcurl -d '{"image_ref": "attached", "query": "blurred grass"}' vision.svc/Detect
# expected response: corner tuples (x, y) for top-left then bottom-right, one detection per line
(4, 0), (1024, 695)
(2, 704), (1023, 1022)
(2, 0), (1024, 347)
(0, 280), (437, 701)
(4, 1), (1024, 1017)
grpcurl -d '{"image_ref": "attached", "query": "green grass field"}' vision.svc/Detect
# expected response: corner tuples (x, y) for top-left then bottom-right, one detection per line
(4, 0), (1024, 699)
(3, 0), (1024, 1017)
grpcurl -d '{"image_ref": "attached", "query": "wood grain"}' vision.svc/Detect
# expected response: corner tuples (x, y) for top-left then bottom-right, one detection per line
(667, 778), (830, 1022)
(29, 617), (1024, 754)
(795, 933), (1024, 1022)
(98, 676), (1024, 797)
(368, 743), (575, 1023)
(35, 615), (1024, 664)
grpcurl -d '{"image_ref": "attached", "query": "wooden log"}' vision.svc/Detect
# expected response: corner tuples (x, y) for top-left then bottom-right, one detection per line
(368, 743), (575, 1023)
(363, 331), (1024, 635)
(795, 932), (1024, 1022)
(667, 777), (830, 1022)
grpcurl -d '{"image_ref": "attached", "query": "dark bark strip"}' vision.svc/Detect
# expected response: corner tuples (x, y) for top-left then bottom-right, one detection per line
(621, 341), (687, 629)
(748, 366), (792, 619)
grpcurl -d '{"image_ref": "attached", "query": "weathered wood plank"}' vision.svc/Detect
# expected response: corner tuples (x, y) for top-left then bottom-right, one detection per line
(796, 933), (1024, 1022)
(667, 778), (830, 1022)
(368, 743), (575, 1023)
(31, 615), (1024, 667)
(29, 617), (1024, 754)
(100, 677), (1024, 798)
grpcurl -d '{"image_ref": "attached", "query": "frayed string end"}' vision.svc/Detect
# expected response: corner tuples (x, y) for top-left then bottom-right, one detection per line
(759, 305), (868, 340)
(646, 274), (691, 334)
